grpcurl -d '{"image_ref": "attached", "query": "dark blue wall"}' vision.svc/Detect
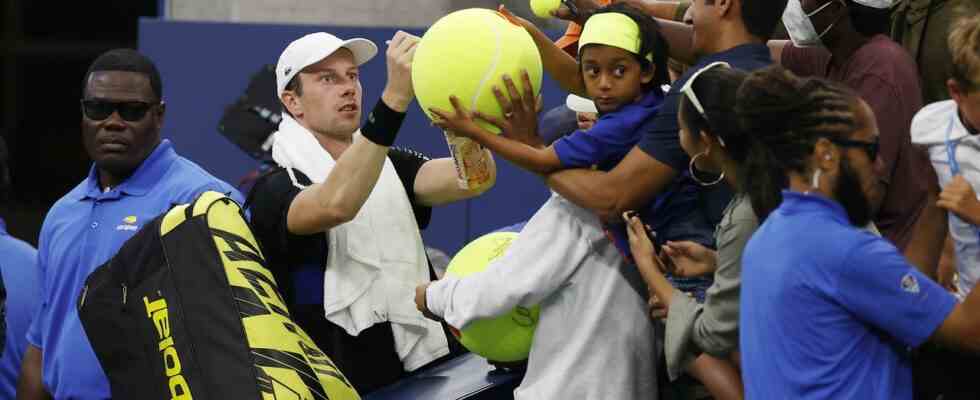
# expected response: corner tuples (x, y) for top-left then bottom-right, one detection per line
(139, 18), (564, 254)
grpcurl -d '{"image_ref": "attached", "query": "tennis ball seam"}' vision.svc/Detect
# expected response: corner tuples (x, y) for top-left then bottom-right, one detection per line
(470, 15), (505, 113)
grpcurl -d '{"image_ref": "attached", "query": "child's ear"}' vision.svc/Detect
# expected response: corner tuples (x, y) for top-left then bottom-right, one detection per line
(641, 64), (655, 85)
(948, 78), (964, 104)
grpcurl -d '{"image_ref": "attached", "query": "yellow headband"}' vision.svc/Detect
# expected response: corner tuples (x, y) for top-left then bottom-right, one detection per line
(579, 12), (652, 62)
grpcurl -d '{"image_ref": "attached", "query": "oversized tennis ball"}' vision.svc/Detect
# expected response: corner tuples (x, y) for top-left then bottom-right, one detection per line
(530, 0), (561, 18)
(445, 231), (540, 362)
(412, 8), (543, 134)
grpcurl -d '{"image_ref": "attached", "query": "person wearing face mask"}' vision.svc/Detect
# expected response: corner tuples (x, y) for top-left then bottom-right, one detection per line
(737, 65), (980, 399)
(767, 0), (946, 282)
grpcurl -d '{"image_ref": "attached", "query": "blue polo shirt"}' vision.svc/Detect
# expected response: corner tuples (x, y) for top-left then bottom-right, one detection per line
(553, 88), (664, 171)
(740, 191), (957, 400)
(27, 140), (242, 399)
(0, 218), (38, 399)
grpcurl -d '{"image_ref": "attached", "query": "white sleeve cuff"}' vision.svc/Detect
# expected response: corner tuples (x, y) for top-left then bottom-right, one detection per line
(426, 276), (456, 319)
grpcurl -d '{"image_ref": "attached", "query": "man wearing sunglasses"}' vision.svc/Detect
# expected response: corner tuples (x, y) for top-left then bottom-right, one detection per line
(17, 49), (242, 400)
(769, 0), (947, 280)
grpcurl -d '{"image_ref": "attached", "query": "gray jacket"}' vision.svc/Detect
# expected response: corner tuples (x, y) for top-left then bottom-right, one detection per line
(665, 195), (759, 380)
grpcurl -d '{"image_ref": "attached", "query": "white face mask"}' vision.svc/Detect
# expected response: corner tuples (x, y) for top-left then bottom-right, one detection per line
(782, 0), (839, 48)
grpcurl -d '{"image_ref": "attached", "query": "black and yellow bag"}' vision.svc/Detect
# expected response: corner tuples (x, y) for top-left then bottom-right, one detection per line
(78, 191), (359, 400)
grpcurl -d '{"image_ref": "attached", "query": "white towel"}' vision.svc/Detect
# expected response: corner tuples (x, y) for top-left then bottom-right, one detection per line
(271, 114), (449, 371)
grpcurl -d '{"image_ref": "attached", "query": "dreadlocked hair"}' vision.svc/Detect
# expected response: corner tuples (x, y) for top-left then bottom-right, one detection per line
(734, 65), (859, 219)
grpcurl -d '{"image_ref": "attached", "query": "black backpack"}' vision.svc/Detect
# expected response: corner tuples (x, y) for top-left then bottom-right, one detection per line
(78, 191), (359, 400)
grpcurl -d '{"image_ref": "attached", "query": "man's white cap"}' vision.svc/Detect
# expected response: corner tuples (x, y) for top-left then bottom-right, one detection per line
(275, 32), (378, 98)
(852, 0), (896, 9)
(565, 94), (598, 113)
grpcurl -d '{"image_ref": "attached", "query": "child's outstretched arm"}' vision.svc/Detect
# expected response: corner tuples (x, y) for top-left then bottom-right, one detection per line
(498, 5), (587, 97)
(430, 72), (564, 175)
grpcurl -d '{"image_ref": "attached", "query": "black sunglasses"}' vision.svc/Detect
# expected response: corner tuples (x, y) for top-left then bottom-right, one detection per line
(827, 136), (879, 161)
(80, 99), (158, 122)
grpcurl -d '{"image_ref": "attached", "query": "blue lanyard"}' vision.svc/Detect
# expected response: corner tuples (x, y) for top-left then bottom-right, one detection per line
(944, 114), (980, 243)
(946, 116), (962, 175)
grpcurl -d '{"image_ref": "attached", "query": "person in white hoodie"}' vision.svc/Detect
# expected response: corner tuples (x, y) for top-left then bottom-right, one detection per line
(246, 31), (495, 393)
(909, 13), (980, 400)
(910, 13), (980, 302)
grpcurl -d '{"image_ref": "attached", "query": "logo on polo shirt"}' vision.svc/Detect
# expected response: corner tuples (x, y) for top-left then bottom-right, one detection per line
(116, 216), (140, 232)
(901, 273), (920, 294)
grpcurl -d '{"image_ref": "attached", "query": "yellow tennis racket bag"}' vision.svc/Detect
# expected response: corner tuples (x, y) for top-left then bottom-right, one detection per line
(79, 191), (359, 400)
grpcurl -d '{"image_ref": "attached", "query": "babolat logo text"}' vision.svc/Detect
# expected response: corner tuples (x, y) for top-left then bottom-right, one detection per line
(144, 295), (194, 400)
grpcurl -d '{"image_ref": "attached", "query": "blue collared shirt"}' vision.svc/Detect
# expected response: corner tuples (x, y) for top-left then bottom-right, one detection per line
(27, 140), (242, 399)
(740, 191), (956, 400)
(0, 218), (39, 399)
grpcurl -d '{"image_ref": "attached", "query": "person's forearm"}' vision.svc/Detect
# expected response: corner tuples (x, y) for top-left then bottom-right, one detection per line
(315, 135), (387, 213)
(547, 168), (623, 220)
(630, 1), (684, 20)
(655, 18), (697, 65)
(547, 148), (677, 220)
(17, 345), (50, 400)
(635, 256), (676, 306)
(903, 195), (947, 279)
(954, 285), (980, 351)
(522, 23), (587, 96)
(465, 128), (560, 174)
(287, 100), (403, 235)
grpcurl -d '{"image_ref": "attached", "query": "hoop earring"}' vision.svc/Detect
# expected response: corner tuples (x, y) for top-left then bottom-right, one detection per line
(690, 151), (724, 186)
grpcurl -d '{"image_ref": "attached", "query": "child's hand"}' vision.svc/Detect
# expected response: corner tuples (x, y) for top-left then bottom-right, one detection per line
(661, 241), (718, 277)
(414, 283), (442, 322)
(474, 71), (544, 148)
(624, 211), (657, 263)
(429, 96), (491, 140)
(938, 175), (980, 226)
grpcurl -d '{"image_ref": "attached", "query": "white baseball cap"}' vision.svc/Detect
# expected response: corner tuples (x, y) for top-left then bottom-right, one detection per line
(275, 32), (378, 98)
(851, 0), (896, 9)
(565, 94), (598, 113)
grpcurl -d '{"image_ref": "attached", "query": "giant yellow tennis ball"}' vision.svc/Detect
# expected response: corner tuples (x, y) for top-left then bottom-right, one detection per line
(412, 8), (543, 134)
(530, 0), (561, 18)
(445, 231), (540, 362)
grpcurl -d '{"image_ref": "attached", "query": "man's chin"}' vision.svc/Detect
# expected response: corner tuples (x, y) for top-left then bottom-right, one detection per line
(94, 157), (137, 178)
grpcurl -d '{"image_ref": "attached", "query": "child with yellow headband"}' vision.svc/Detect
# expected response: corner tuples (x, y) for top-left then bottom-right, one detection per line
(416, 4), (671, 399)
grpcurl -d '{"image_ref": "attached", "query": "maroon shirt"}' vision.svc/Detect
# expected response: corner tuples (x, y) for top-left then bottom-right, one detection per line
(782, 34), (935, 251)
